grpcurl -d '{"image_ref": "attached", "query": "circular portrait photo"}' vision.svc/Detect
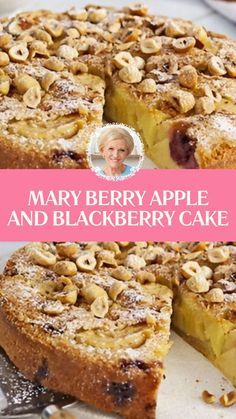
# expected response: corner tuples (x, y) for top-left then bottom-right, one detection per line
(88, 124), (144, 180)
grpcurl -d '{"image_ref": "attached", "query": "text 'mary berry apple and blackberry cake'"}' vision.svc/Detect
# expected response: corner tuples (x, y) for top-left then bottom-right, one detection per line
(0, 241), (236, 418)
(0, 3), (236, 168)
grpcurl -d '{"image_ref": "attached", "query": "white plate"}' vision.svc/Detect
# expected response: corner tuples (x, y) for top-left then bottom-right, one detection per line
(0, 243), (235, 419)
(205, 0), (236, 23)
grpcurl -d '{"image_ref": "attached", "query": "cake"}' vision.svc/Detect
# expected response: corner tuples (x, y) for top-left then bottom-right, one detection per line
(0, 241), (236, 417)
(0, 242), (173, 419)
(0, 4), (236, 168)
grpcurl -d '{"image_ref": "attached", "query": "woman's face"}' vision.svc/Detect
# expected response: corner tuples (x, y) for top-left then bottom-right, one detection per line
(102, 138), (129, 168)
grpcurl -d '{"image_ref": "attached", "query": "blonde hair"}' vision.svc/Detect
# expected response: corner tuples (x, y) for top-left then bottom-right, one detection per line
(98, 127), (134, 155)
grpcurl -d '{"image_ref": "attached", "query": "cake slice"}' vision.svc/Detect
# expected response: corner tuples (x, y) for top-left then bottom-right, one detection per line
(0, 242), (173, 419)
(172, 243), (236, 386)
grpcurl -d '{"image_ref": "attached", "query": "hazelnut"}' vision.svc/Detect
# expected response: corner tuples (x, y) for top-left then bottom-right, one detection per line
(113, 51), (134, 69)
(138, 78), (156, 93)
(57, 44), (78, 60)
(169, 89), (195, 113)
(208, 56), (226, 76)
(0, 75), (10, 95)
(9, 43), (29, 62)
(111, 266), (132, 281)
(81, 283), (107, 304)
(195, 95), (215, 115)
(88, 8), (107, 23)
(140, 37), (162, 54)
(128, 3), (149, 16)
(34, 29), (53, 45)
(186, 273), (210, 293)
(30, 247), (56, 267)
(0, 52), (9, 67)
(45, 19), (64, 38)
(91, 295), (109, 318)
(44, 57), (65, 72)
(14, 74), (40, 95)
(133, 56), (145, 69)
(220, 390), (236, 407)
(179, 65), (198, 89)
(41, 72), (58, 91)
(165, 21), (185, 38)
(181, 261), (202, 279)
(23, 86), (41, 109)
(205, 288), (224, 303)
(109, 281), (127, 301)
(76, 252), (97, 272)
(207, 246), (230, 263)
(30, 40), (50, 58)
(202, 390), (216, 404)
(119, 64), (142, 83)
(172, 37), (196, 53)
(54, 261), (77, 276)
(124, 254), (146, 270)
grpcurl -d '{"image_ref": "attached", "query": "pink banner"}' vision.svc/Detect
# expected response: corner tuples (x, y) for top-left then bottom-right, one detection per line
(0, 169), (234, 241)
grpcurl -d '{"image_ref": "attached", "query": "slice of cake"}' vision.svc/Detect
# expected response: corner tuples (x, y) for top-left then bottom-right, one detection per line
(0, 242), (173, 419)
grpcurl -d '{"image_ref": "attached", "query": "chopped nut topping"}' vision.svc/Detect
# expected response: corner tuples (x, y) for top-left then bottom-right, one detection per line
(181, 261), (202, 279)
(56, 284), (78, 305)
(138, 78), (156, 93)
(172, 37), (196, 53)
(76, 253), (97, 272)
(8, 20), (23, 36)
(205, 288), (224, 303)
(41, 72), (58, 91)
(201, 265), (213, 279)
(207, 247), (230, 263)
(14, 74), (40, 94)
(54, 261), (77, 276)
(0, 51), (10, 66)
(179, 65), (198, 89)
(109, 281), (127, 301)
(113, 51), (134, 69)
(102, 242), (121, 256)
(44, 57), (65, 72)
(0, 33), (12, 48)
(220, 390), (236, 407)
(136, 270), (156, 284)
(169, 89), (195, 113)
(195, 96), (215, 115)
(23, 86), (41, 109)
(111, 266), (132, 281)
(81, 283), (107, 304)
(45, 19), (64, 38)
(186, 273), (210, 293)
(119, 64), (142, 83)
(133, 56), (145, 69)
(30, 247), (56, 267)
(9, 43), (29, 62)
(91, 295), (109, 318)
(88, 8), (107, 23)
(140, 38), (162, 54)
(124, 254), (146, 270)
(57, 44), (78, 60)
(165, 21), (185, 38)
(0, 75), (10, 95)
(202, 390), (216, 404)
(42, 301), (64, 315)
(208, 56), (226, 76)
(34, 29), (53, 45)
(30, 40), (50, 59)
(128, 3), (149, 16)
(225, 63), (236, 78)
